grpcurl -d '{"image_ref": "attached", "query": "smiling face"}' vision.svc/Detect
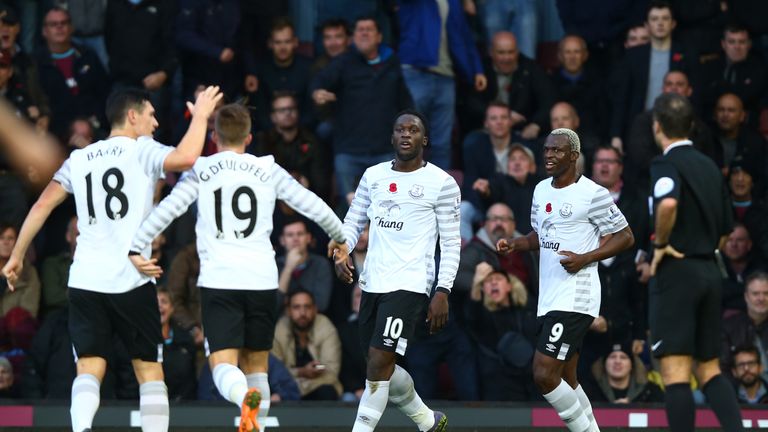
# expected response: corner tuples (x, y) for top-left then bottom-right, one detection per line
(392, 114), (426, 162)
(605, 351), (632, 381)
(543, 134), (576, 178)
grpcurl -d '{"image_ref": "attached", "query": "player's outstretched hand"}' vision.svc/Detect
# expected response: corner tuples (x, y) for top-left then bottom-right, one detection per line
(496, 238), (514, 255)
(129, 255), (163, 278)
(649, 244), (684, 276)
(186, 85), (223, 119)
(427, 291), (449, 334)
(1, 256), (22, 292)
(558, 250), (589, 273)
(328, 245), (355, 283)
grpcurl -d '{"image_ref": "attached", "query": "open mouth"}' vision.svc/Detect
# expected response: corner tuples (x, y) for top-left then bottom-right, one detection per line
(399, 140), (412, 149)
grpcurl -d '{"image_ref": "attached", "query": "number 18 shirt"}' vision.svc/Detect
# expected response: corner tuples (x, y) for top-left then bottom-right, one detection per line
(531, 176), (628, 318)
(53, 136), (173, 293)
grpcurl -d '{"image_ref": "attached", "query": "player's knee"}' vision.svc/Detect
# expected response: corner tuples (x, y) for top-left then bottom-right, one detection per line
(366, 349), (396, 381)
(533, 367), (560, 393)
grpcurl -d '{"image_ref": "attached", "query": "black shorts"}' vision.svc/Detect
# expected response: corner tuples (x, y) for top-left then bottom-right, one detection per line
(649, 258), (721, 360)
(200, 287), (278, 355)
(536, 311), (593, 361)
(68, 283), (163, 362)
(358, 290), (428, 356)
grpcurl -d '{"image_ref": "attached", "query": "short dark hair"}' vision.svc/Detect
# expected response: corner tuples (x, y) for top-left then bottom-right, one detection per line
(288, 288), (315, 305)
(593, 145), (623, 164)
(271, 16), (295, 37)
(320, 18), (350, 35)
(105, 88), (151, 128)
(647, 0), (673, 19)
(652, 93), (693, 139)
(723, 23), (750, 39)
(0, 222), (17, 236)
(486, 100), (511, 112)
(281, 217), (309, 234)
(271, 90), (298, 109)
(393, 108), (430, 142)
(732, 344), (760, 360)
(43, 6), (70, 25)
(354, 15), (380, 33)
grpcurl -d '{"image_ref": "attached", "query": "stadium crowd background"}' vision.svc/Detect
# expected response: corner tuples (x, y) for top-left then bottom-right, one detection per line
(1, 0), (768, 407)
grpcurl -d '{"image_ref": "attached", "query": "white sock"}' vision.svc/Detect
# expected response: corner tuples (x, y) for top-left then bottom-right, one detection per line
(139, 381), (169, 432)
(246, 372), (271, 431)
(543, 379), (591, 432)
(575, 384), (600, 431)
(70, 374), (100, 432)
(213, 363), (249, 407)
(388, 365), (434, 431)
(352, 380), (390, 432)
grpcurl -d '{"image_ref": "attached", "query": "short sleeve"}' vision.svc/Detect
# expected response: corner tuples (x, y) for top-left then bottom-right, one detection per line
(136, 137), (173, 179)
(650, 160), (681, 202)
(530, 189), (539, 233)
(52, 158), (73, 193)
(588, 186), (629, 236)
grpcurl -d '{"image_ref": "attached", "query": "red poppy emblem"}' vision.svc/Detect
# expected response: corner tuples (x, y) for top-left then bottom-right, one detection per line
(300, 143), (309, 153)
(545, 203), (552, 213)
(389, 183), (397, 193)
(672, 53), (683, 62)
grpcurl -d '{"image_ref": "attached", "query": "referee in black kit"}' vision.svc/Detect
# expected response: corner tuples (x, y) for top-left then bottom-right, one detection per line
(648, 93), (743, 432)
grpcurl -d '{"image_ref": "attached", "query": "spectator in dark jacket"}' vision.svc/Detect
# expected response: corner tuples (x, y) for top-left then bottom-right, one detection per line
(36, 7), (109, 141)
(464, 31), (555, 141)
(586, 341), (664, 404)
(465, 263), (538, 401)
(722, 224), (766, 312)
(610, 1), (692, 150)
(105, 0), (177, 140)
(722, 272), (768, 373)
(310, 16), (413, 199)
(729, 156), (768, 261)
(253, 91), (329, 200)
(714, 93), (767, 183)
(551, 35), (607, 139)
(175, 0), (241, 98)
(624, 70), (716, 190)
(248, 17), (314, 131)
(699, 25), (767, 126)
(157, 286), (197, 401)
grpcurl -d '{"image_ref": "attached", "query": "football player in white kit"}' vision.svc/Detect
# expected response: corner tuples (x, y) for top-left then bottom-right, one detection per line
(127, 104), (348, 432)
(2, 86), (223, 432)
(331, 110), (460, 432)
(497, 128), (634, 432)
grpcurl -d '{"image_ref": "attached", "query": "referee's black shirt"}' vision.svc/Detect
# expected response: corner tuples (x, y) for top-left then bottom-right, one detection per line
(649, 140), (733, 257)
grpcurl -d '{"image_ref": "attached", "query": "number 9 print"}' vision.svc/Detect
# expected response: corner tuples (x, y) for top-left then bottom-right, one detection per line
(548, 323), (563, 343)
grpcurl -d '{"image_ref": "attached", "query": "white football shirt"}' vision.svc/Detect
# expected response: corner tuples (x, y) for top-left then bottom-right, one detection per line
(343, 161), (461, 296)
(131, 152), (345, 290)
(531, 176), (628, 317)
(53, 136), (172, 293)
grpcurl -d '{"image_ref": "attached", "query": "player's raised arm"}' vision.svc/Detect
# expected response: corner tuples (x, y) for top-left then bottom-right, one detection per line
(162, 86), (223, 172)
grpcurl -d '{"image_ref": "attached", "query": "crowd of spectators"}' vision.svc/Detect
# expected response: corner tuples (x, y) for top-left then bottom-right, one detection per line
(2, 0), (768, 405)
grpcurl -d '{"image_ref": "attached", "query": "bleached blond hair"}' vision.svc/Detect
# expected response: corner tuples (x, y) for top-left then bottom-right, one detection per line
(550, 128), (581, 153)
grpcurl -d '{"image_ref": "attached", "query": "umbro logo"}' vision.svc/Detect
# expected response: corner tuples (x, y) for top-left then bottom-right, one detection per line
(546, 343), (556, 352)
(383, 338), (394, 347)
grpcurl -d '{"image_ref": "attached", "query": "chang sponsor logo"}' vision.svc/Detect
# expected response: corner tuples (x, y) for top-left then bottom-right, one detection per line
(374, 216), (404, 231)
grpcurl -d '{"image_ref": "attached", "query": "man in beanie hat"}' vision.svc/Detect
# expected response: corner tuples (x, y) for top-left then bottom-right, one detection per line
(586, 340), (663, 404)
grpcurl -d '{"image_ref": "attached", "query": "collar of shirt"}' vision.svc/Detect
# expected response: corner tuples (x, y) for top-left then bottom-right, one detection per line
(663, 139), (693, 155)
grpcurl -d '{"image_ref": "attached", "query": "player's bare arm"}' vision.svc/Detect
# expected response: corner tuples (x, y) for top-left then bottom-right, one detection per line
(559, 225), (635, 274)
(496, 231), (540, 255)
(650, 197), (684, 275)
(128, 254), (163, 278)
(1, 181), (69, 290)
(427, 291), (449, 334)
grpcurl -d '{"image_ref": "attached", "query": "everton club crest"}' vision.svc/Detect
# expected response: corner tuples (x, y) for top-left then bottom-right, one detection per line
(559, 203), (573, 218)
(409, 184), (424, 199)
